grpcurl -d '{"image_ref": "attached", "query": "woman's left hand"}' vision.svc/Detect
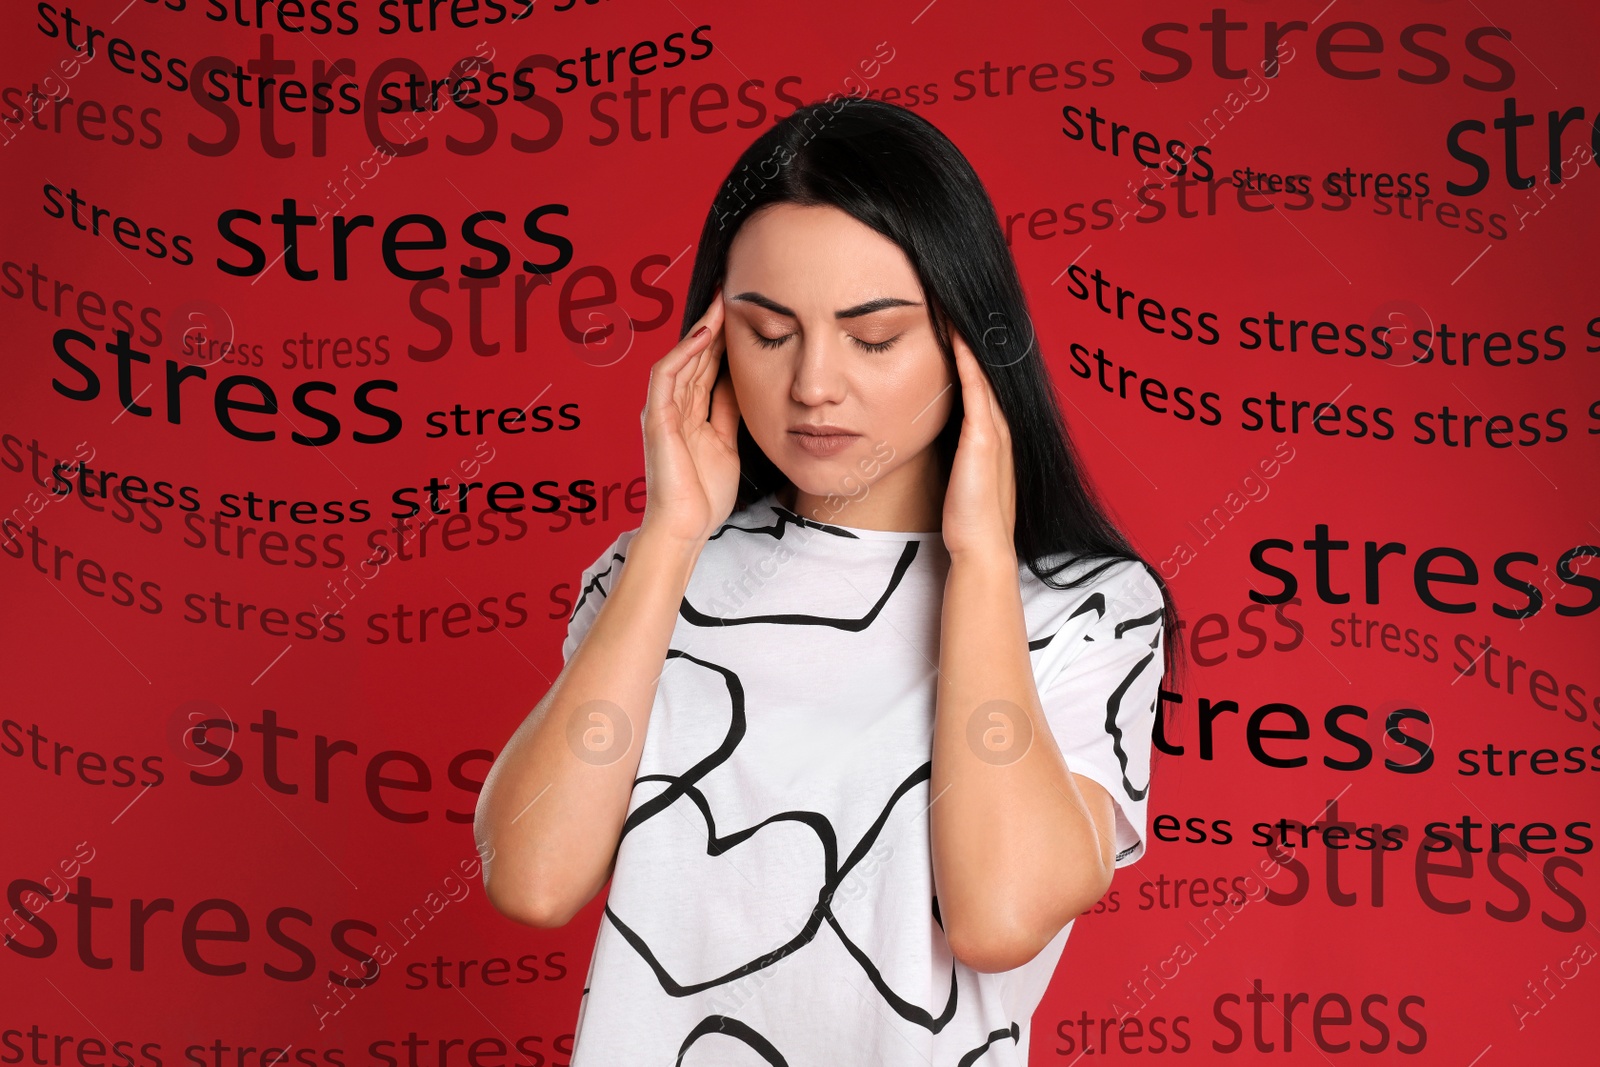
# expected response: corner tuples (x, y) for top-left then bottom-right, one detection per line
(942, 331), (1017, 564)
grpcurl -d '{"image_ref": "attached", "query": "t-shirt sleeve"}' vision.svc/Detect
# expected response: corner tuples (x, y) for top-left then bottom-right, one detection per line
(560, 527), (641, 665)
(1036, 558), (1166, 867)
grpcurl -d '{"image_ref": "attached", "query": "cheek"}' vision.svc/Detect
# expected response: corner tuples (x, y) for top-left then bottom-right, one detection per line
(918, 387), (956, 442)
(728, 358), (781, 427)
(866, 358), (954, 443)
(904, 355), (956, 424)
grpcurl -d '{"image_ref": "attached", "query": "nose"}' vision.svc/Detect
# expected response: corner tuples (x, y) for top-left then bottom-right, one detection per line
(789, 335), (849, 407)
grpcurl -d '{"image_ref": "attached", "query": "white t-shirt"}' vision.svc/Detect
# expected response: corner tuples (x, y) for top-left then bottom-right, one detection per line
(559, 489), (1164, 1066)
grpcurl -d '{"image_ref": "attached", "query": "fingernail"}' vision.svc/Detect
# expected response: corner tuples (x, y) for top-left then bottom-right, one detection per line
(691, 325), (709, 339)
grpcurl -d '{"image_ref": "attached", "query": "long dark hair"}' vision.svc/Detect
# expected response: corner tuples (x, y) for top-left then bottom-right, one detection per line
(678, 95), (1187, 694)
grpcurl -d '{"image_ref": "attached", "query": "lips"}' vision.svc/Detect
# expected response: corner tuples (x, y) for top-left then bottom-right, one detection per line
(789, 425), (859, 437)
(788, 427), (860, 457)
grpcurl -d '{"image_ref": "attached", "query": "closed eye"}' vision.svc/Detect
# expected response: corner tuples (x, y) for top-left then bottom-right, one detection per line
(750, 332), (789, 350)
(853, 336), (899, 353)
(749, 331), (900, 354)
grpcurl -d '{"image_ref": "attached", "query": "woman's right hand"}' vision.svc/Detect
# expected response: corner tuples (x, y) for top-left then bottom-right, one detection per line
(638, 289), (743, 547)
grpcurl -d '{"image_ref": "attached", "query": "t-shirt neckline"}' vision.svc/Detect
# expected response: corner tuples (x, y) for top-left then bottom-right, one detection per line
(760, 491), (943, 541)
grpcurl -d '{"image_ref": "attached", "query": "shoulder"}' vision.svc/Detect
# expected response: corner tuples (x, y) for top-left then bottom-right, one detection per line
(1019, 554), (1165, 652)
(570, 526), (644, 615)
(582, 525), (642, 576)
(576, 492), (779, 588)
(1021, 553), (1163, 608)
(1092, 557), (1165, 616)
(562, 524), (644, 661)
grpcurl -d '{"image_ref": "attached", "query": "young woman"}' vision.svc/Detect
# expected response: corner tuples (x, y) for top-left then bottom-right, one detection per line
(475, 96), (1182, 1065)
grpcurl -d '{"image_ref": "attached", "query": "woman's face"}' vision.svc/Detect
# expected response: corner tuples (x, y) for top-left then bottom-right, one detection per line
(722, 202), (956, 502)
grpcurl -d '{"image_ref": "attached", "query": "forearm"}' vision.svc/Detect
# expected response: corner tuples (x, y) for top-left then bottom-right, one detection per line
(930, 550), (1116, 970)
(475, 529), (701, 926)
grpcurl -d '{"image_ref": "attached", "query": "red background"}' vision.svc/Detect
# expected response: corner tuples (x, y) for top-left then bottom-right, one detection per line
(3, 0), (1596, 1061)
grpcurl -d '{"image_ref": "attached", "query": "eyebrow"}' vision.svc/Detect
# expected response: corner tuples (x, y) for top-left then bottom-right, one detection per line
(729, 291), (924, 320)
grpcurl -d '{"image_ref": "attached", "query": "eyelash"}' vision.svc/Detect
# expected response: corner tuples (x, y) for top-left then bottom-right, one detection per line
(750, 332), (900, 354)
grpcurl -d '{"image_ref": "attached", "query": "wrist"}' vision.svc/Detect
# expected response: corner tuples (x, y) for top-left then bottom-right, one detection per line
(628, 527), (706, 594)
(946, 541), (1019, 576)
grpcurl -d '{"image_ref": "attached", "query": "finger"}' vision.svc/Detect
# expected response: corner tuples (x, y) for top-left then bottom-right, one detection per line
(681, 292), (726, 395)
(691, 286), (724, 337)
(687, 336), (722, 427)
(687, 310), (725, 410)
(654, 290), (723, 385)
(985, 373), (1011, 451)
(672, 299), (725, 416)
(683, 352), (725, 439)
(960, 333), (1006, 439)
(708, 361), (741, 446)
(951, 333), (994, 438)
(949, 330), (977, 393)
(989, 383), (1013, 477)
(654, 317), (714, 394)
(646, 326), (714, 432)
(663, 305), (717, 372)
(707, 333), (730, 421)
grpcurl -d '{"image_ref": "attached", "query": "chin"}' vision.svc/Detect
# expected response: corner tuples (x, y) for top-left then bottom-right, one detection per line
(777, 463), (843, 497)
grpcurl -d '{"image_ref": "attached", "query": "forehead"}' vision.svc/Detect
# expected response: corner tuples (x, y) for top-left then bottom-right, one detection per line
(725, 203), (923, 308)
